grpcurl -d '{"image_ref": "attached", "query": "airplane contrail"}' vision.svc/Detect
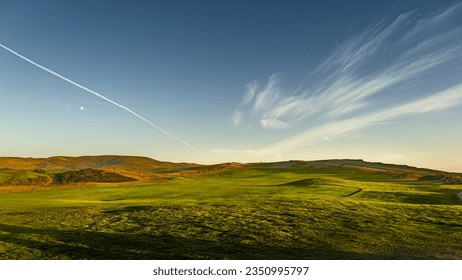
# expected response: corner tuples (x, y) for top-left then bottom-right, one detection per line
(0, 43), (200, 152)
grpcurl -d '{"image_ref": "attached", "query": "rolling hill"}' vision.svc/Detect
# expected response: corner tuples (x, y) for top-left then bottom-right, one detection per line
(0, 155), (461, 259)
(0, 156), (461, 186)
(0, 155), (202, 185)
(254, 159), (462, 180)
(0, 155), (198, 171)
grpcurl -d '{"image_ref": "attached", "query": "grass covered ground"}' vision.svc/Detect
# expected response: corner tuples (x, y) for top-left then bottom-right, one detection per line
(0, 165), (461, 259)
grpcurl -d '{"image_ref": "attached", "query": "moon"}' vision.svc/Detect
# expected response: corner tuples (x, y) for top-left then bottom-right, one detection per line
(80, 106), (84, 111)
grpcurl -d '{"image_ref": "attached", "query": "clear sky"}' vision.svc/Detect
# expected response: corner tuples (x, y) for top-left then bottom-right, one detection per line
(1, 0), (462, 172)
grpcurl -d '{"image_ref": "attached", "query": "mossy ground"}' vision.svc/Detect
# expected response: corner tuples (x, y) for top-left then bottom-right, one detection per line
(0, 166), (461, 259)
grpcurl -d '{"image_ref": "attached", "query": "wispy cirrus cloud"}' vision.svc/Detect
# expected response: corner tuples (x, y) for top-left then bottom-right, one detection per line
(263, 83), (462, 155)
(228, 3), (462, 157)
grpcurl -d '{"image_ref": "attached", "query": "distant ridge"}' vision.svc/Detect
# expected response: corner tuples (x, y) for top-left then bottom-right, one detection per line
(0, 156), (461, 186)
(254, 159), (461, 174)
(0, 155), (199, 172)
(0, 156), (202, 185)
(0, 156), (243, 186)
(0, 156), (460, 174)
(251, 159), (462, 184)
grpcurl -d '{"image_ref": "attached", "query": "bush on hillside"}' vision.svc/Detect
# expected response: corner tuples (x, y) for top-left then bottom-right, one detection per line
(53, 169), (136, 184)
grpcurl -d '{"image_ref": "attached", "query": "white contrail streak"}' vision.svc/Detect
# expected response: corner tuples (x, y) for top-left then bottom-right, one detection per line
(0, 43), (200, 152)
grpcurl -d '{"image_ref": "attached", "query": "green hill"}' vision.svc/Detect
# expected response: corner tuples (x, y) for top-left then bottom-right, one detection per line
(0, 155), (199, 172)
(0, 155), (203, 184)
(252, 159), (462, 182)
(0, 169), (51, 186)
(0, 156), (461, 186)
(0, 156), (461, 259)
(0, 168), (135, 186)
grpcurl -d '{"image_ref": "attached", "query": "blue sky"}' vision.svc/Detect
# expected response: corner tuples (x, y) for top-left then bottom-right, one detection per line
(1, 0), (462, 171)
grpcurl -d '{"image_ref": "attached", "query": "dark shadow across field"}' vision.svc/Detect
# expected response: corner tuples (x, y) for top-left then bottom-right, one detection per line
(1, 199), (461, 260)
(1, 162), (461, 260)
(0, 223), (407, 260)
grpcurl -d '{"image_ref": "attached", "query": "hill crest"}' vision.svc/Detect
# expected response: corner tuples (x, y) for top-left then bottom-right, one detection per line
(0, 156), (460, 185)
(0, 155), (198, 172)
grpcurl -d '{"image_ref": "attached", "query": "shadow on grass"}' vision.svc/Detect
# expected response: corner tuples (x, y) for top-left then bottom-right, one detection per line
(359, 191), (462, 205)
(0, 223), (382, 260)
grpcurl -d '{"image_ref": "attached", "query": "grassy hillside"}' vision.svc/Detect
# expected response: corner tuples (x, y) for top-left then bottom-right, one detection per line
(1, 156), (461, 185)
(0, 168), (135, 186)
(0, 169), (51, 186)
(0, 155), (199, 172)
(0, 161), (461, 260)
(0, 156), (211, 182)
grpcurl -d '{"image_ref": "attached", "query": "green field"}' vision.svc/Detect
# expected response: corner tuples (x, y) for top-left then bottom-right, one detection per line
(0, 164), (461, 259)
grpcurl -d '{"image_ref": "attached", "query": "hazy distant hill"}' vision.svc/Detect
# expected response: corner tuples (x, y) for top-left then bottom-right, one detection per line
(0, 156), (461, 186)
(251, 159), (462, 183)
(0, 156), (201, 185)
(252, 159), (454, 173)
(0, 155), (198, 171)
